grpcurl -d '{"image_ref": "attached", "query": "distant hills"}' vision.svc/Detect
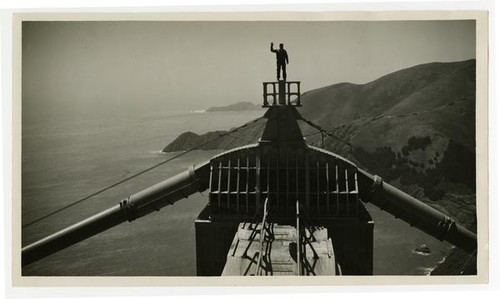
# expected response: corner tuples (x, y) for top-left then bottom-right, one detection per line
(206, 101), (261, 112)
(163, 59), (476, 230)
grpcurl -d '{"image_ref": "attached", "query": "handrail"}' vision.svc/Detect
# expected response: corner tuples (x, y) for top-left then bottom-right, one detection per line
(255, 197), (269, 276)
(296, 198), (301, 275)
(262, 81), (301, 107)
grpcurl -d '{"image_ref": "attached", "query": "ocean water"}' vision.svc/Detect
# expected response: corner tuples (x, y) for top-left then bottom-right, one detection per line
(21, 108), (452, 276)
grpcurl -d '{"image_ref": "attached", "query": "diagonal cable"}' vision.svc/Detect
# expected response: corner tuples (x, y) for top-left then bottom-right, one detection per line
(298, 115), (353, 148)
(22, 116), (265, 229)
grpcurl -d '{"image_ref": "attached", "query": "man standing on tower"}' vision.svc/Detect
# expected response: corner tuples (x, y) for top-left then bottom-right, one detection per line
(270, 42), (289, 81)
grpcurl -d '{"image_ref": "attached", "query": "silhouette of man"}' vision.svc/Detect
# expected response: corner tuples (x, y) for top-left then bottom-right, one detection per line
(270, 42), (289, 81)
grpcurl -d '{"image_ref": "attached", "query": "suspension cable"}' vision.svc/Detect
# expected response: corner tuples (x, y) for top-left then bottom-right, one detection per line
(22, 116), (265, 229)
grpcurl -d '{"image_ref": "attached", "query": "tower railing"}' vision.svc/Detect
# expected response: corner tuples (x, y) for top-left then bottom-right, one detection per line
(262, 81), (301, 107)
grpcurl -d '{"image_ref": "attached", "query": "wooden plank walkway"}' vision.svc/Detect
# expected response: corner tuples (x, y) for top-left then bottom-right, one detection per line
(222, 223), (337, 276)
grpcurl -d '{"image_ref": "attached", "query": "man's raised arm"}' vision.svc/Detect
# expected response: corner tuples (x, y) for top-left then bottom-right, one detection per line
(270, 42), (277, 53)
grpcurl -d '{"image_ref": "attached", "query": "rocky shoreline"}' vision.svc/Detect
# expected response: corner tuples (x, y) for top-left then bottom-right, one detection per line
(206, 101), (261, 112)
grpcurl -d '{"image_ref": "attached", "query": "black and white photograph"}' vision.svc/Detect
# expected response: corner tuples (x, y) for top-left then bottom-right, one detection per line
(15, 12), (487, 284)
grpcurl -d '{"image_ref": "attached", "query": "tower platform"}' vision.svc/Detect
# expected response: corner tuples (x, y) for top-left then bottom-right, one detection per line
(194, 78), (373, 276)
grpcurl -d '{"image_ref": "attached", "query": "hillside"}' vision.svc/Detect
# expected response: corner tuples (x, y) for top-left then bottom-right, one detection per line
(163, 59), (476, 230)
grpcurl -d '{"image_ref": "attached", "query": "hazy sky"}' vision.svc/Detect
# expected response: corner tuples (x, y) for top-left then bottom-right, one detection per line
(22, 20), (475, 113)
